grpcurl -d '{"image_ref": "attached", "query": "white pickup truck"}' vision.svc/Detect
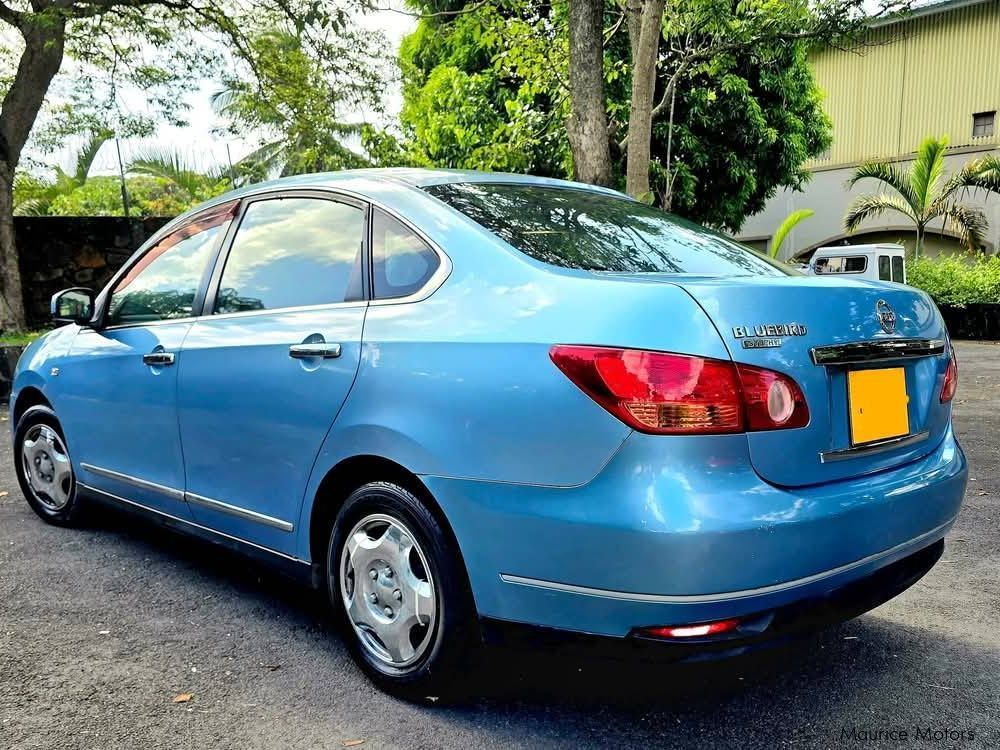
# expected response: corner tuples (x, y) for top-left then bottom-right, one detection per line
(807, 243), (907, 283)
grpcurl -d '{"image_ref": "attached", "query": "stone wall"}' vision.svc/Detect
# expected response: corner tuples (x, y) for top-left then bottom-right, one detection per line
(16, 216), (172, 328)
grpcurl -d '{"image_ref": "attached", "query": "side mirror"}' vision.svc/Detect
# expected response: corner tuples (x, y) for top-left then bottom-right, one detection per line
(51, 287), (96, 326)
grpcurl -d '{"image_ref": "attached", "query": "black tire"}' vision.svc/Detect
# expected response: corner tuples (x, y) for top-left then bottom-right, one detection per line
(13, 404), (86, 526)
(326, 480), (479, 701)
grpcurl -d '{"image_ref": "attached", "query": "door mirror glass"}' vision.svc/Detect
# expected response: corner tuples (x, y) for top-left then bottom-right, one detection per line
(51, 287), (95, 325)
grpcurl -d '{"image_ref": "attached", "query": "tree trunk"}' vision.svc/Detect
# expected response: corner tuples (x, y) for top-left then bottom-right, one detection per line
(566, 0), (613, 187)
(624, 0), (665, 200)
(0, 18), (67, 331)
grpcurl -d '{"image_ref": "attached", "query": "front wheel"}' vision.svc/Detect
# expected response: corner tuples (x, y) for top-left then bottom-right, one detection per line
(327, 481), (478, 701)
(13, 405), (85, 526)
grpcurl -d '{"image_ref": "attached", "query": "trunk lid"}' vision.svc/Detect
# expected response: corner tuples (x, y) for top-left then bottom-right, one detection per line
(621, 273), (951, 487)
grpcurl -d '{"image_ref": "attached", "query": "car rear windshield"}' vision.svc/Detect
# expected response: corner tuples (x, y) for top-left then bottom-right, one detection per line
(425, 182), (792, 277)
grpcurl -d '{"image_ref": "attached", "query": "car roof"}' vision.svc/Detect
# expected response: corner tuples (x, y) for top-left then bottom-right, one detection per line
(227, 167), (628, 196)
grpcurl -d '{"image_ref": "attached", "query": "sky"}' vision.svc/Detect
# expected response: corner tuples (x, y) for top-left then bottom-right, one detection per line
(41, 7), (416, 178)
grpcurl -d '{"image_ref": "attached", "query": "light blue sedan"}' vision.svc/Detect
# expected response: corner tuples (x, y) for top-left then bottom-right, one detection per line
(12, 169), (967, 698)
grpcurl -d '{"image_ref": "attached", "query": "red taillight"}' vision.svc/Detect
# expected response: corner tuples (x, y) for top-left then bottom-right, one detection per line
(639, 618), (741, 640)
(736, 364), (810, 430)
(549, 345), (809, 435)
(941, 351), (958, 403)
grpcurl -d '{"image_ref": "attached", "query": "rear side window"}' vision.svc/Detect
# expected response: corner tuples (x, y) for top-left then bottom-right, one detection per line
(371, 208), (440, 299)
(425, 183), (790, 277)
(892, 255), (904, 282)
(107, 205), (232, 326)
(814, 256), (867, 274)
(878, 255), (891, 280)
(215, 197), (364, 314)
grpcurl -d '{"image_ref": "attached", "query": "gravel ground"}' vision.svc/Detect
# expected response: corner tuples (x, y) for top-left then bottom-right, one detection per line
(1, 341), (998, 750)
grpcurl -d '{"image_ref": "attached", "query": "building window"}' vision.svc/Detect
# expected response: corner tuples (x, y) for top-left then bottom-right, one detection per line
(972, 111), (995, 138)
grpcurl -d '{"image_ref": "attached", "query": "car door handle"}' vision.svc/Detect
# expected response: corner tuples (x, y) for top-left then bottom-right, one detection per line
(288, 343), (342, 359)
(142, 351), (175, 367)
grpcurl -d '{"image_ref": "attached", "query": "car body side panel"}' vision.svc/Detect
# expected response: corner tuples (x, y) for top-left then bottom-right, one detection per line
(176, 306), (366, 555)
(9, 324), (80, 426)
(56, 324), (195, 518)
(293, 234), (732, 560)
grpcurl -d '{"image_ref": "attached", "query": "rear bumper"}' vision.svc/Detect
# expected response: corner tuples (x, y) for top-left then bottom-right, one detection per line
(424, 425), (967, 638)
(481, 538), (945, 661)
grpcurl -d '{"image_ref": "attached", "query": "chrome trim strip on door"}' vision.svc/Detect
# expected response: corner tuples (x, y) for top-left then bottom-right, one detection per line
(78, 483), (307, 565)
(80, 463), (185, 501)
(819, 430), (931, 463)
(79, 464), (295, 531)
(499, 519), (954, 604)
(185, 492), (294, 532)
(810, 338), (946, 366)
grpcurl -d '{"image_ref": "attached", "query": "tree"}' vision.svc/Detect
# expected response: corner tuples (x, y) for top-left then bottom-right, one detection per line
(46, 175), (218, 217)
(844, 135), (993, 256)
(212, 27), (386, 178)
(569, 0), (913, 200)
(13, 129), (111, 215)
(391, 1), (569, 175)
(770, 208), (814, 259)
(0, 0), (372, 331)
(127, 150), (231, 204)
(391, 0), (832, 232)
(567, 0), (612, 185)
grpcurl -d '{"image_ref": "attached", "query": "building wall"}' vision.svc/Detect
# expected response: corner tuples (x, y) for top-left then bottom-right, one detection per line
(739, 152), (1000, 259)
(16, 216), (170, 328)
(738, 0), (1000, 259)
(807, 0), (1000, 169)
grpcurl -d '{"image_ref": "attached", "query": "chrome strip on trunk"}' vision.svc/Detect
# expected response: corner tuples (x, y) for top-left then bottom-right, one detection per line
(819, 430), (931, 463)
(810, 338), (945, 366)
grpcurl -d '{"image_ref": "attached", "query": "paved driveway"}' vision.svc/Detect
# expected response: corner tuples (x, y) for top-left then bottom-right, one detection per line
(1, 342), (998, 749)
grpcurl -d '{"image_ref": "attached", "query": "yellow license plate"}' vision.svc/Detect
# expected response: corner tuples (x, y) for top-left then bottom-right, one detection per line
(847, 368), (910, 446)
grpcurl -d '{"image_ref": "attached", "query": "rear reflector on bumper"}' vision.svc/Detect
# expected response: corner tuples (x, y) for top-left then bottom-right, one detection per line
(638, 618), (742, 640)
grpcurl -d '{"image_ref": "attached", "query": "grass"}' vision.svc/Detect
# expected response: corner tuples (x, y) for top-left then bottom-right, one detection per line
(0, 330), (47, 346)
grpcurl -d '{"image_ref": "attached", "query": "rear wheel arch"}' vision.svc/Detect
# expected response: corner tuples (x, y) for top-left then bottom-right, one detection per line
(308, 455), (473, 599)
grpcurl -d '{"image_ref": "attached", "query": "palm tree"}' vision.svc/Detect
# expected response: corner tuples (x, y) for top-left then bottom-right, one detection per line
(13, 129), (112, 215)
(844, 135), (991, 256)
(210, 29), (372, 181)
(127, 149), (230, 202)
(770, 209), (814, 259)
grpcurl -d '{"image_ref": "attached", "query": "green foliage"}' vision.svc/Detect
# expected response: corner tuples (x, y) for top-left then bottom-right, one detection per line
(0, 329), (47, 346)
(45, 175), (225, 217)
(388, 2), (570, 176)
(846, 135), (995, 254)
(908, 254), (1000, 307)
(770, 209), (814, 258)
(213, 25), (386, 177)
(127, 150), (230, 203)
(14, 129), (112, 215)
(390, 0), (831, 232)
